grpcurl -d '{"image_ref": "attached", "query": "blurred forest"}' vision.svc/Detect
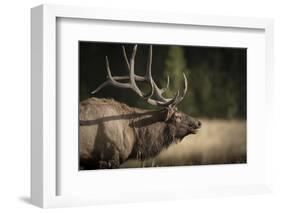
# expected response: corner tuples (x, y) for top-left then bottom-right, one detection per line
(79, 42), (246, 119)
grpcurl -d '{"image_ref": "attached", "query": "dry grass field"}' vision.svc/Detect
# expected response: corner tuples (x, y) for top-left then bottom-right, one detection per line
(121, 119), (246, 168)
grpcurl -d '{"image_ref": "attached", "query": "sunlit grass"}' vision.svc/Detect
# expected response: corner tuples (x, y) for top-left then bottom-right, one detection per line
(121, 118), (246, 168)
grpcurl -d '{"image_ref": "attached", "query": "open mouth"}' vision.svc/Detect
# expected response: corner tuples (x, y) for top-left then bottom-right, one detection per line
(190, 129), (198, 134)
(190, 125), (201, 134)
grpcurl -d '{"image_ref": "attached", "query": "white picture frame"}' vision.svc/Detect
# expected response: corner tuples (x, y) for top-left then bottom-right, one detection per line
(31, 4), (274, 208)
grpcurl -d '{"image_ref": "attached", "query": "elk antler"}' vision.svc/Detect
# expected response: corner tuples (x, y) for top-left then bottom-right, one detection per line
(91, 44), (188, 108)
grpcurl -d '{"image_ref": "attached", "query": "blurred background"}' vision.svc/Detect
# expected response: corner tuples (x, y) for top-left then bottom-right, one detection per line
(79, 42), (247, 167)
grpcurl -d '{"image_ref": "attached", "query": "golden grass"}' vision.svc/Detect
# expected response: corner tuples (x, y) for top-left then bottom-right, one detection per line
(121, 118), (246, 168)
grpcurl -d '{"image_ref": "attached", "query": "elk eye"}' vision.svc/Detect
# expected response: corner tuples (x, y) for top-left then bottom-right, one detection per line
(175, 116), (181, 123)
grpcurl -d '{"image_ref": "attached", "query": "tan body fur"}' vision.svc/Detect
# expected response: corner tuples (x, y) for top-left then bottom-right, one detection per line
(79, 97), (200, 169)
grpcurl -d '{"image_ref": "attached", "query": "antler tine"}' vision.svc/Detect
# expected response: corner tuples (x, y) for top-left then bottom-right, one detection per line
(152, 73), (187, 107)
(123, 45), (146, 80)
(151, 76), (171, 102)
(121, 44), (171, 103)
(173, 73), (188, 106)
(91, 56), (134, 95)
(144, 45), (174, 103)
(143, 45), (154, 99)
(147, 90), (180, 107)
(128, 45), (144, 97)
(92, 45), (145, 98)
(159, 75), (170, 94)
(122, 46), (130, 71)
(145, 45), (153, 80)
(182, 73), (188, 97)
(143, 46), (178, 107)
(105, 56), (133, 90)
(91, 80), (109, 95)
(145, 46), (179, 105)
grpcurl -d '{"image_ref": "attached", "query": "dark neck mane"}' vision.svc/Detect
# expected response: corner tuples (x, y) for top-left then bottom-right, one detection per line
(128, 111), (176, 160)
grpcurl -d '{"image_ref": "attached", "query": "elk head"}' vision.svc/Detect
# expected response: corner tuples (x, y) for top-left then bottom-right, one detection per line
(92, 44), (201, 139)
(163, 109), (201, 140)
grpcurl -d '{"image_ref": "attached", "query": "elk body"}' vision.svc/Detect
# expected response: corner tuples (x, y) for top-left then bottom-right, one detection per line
(79, 45), (201, 169)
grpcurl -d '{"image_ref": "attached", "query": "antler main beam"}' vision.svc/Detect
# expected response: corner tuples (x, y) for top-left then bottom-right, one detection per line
(91, 44), (188, 108)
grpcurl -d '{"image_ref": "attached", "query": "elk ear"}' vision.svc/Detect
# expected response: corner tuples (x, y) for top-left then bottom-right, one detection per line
(160, 107), (175, 122)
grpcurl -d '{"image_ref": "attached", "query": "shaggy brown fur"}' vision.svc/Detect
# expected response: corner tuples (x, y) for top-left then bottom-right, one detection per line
(79, 97), (201, 169)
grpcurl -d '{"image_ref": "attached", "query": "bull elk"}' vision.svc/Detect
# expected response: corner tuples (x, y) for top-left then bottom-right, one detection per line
(79, 44), (201, 169)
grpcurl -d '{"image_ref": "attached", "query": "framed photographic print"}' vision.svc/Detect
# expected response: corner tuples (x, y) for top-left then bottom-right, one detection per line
(31, 4), (274, 208)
